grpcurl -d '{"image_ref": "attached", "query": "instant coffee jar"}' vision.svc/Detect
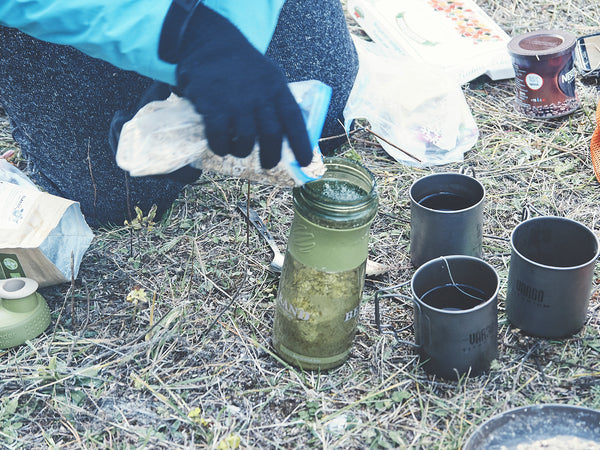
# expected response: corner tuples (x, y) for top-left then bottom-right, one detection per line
(273, 157), (378, 370)
(507, 29), (580, 118)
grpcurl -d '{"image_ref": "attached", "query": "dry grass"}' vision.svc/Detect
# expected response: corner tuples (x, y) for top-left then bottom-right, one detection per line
(2, 1), (600, 449)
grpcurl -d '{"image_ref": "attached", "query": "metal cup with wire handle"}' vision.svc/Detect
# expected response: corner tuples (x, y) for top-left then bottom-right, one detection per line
(375, 255), (500, 379)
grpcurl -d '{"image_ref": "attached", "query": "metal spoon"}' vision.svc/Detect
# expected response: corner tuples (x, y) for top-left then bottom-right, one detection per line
(238, 202), (285, 272)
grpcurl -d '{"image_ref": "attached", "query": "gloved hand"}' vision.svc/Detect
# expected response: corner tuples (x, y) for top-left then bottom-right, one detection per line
(160, 3), (313, 169)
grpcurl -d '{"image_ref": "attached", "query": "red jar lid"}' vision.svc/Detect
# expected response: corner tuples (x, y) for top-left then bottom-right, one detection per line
(508, 29), (576, 60)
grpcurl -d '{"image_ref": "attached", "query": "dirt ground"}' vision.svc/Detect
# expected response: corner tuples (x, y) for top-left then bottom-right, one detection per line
(2, 1), (600, 449)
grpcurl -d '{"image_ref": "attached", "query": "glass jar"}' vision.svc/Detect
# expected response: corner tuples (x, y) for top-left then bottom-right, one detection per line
(272, 157), (378, 370)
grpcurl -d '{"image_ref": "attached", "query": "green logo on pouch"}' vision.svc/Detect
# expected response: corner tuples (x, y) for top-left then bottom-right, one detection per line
(0, 254), (26, 279)
(3, 258), (18, 271)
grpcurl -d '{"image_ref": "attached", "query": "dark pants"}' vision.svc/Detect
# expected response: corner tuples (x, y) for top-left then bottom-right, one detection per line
(0, 0), (358, 227)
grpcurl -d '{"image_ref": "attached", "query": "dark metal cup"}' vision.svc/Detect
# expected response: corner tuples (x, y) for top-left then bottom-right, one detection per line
(410, 172), (485, 268)
(506, 216), (599, 338)
(411, 256), (499, 379)
(375, 256), (499, 379)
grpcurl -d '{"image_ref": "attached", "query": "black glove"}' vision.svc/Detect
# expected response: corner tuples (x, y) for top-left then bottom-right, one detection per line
(159, 2), (312, 169)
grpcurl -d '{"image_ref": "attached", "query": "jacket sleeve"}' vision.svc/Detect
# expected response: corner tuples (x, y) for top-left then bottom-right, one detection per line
(0, 0), (285, 85)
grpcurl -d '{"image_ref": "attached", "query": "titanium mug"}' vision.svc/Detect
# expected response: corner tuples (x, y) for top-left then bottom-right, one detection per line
(409, 171), (485, 268)
(375, 255), (499, 379)
(506, 216), (599, 338)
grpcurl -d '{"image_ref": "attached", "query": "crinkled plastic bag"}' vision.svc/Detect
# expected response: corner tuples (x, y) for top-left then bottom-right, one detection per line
(346, 0), (514, 85)
(0, 159), (37, 189)
(116, 80), (332, 187)
(344, 38), (479, 166)
(0, 160), (94, 287)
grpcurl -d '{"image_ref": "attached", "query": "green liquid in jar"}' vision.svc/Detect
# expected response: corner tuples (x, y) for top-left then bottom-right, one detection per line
(273, 250), (366, 370)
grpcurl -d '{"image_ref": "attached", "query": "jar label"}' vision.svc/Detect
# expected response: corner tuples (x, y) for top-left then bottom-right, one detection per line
(277, 297), (311, 321)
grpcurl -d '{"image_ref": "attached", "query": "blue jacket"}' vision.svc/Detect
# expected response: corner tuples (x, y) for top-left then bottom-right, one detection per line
(0, 0), (286, 85)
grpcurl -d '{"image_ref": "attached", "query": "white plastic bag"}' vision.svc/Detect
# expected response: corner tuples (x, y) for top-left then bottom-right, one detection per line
(346, 0), (514, 84)
(344, 38), (479, 166)
(116, 80), (332, 187)
(0, 159), (37, 189)
(0, 160), (94, 287)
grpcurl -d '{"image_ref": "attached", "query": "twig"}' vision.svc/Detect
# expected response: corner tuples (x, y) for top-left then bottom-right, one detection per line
(50, 283), (73, 349)
(364, 127), (422, 163)
(86, 138), (98, 219)
(184, 235), (196, 301)
(199, 271), (249, 341)
(70, 252), (76, 330)
(149, 291), (156, 327)
(246, 180), (251, 246)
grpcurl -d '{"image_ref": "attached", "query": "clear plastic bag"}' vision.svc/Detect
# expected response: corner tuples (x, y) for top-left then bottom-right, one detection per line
(346, 0), (514, 84)
(0, 159), (37, 189)
(116, 80), (332, 186)
(344, 38), (479, 166)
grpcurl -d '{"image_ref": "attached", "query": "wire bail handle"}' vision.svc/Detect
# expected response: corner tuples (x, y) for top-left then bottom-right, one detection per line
(374, 257), (489, 348)
(374, 281), (422, 348)
(520, 202), (546, 222)
(458, 165), (476, 178)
